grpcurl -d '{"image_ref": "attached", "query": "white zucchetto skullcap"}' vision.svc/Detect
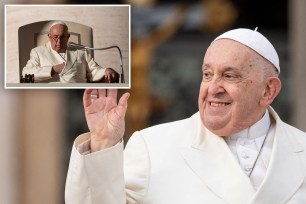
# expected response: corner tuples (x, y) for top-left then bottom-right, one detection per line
(213, 28), (280, 73)
(49, 21), (67, 30)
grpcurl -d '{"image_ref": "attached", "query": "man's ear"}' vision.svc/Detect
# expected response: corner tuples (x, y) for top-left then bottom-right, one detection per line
(260, 77), (282, 107)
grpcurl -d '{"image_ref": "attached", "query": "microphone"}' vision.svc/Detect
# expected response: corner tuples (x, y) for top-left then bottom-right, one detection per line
(67, 42), (125, 83)
(68, 42), (86, 49)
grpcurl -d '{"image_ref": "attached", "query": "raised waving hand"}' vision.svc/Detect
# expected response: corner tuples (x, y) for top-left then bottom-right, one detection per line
(83, 89), (130, 152)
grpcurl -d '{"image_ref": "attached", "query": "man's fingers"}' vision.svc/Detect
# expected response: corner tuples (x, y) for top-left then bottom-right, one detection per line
(108, 89), (118, 100)
(84, 89), (129, 121)
(83, 89), (94, 108)
(84, 89), (107, 108)
(116, 92), (130, 117)
(98, 89), (106, 99)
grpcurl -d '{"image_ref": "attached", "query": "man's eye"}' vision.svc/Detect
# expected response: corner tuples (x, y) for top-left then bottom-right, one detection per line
(225, 74), (234, 78)
(224, 73), (241, 81)
(203, 72), (212, 80)
(203, 72), (209, 77)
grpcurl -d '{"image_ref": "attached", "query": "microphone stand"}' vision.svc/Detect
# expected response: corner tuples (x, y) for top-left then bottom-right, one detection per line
(68, 42), (125, 83)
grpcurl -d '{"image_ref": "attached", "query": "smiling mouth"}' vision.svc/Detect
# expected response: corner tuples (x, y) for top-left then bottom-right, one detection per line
(209, 102), (231, 107)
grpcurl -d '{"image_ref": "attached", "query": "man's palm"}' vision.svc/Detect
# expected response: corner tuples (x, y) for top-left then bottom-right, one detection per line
(83, 89), (129, 151)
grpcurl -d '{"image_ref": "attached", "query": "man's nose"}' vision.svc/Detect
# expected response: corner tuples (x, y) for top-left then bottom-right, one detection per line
(56, 38), (62, 44)
(207, 77), (225, 95)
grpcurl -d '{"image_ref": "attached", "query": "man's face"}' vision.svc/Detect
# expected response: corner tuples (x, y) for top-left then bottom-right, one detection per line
(198, 39), (268, 136)
(48, 24), (70, 53)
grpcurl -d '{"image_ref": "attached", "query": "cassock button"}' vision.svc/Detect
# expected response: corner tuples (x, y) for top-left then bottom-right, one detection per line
(239, 140), (246, 146)
(244, 165), (253, 172)
(242, 152), (249, 159)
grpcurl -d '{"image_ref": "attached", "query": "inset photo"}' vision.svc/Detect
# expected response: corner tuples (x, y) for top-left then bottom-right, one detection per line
(5, 4), (130, 89)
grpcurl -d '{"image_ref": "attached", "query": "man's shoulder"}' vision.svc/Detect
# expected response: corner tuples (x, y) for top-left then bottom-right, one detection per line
(269, 106), (306, 144)
(280, 121), (306, 144)
(31, 43), (49, 53)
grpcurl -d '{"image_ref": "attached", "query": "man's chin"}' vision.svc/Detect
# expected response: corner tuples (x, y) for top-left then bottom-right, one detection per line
(202, 117), (230, 134)
(54, 47), (64, 52)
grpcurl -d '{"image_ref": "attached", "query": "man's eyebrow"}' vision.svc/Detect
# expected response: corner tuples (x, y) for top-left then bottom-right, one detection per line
(202, 64), (210, 71)
(202, 63), (210, 68)
(202, 64), (241, 72)
(223, 67), (241, 72)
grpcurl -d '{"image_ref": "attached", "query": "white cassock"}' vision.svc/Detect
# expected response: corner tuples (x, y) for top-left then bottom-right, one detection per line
(22, 41), (105, 83)
(65, 106), (306, 204)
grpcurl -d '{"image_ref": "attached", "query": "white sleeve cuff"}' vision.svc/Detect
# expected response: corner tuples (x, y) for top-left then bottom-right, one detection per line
(77, 139), (91, 155)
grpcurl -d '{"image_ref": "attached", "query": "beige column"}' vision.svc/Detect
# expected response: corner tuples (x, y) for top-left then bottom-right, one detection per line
(19, 90), (64, 204)
(290, 0), (306, 131)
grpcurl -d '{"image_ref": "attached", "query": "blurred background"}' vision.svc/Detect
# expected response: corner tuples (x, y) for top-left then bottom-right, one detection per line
(1, 0), (306, 203)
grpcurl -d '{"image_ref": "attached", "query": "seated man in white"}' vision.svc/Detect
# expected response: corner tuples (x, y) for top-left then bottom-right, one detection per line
(22, 21), (117, 83)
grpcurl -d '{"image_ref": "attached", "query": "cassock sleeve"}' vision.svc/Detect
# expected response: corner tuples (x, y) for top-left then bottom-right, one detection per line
(22, 48), (53, 81)
(85, 50), (105, 82)
(65, 131), (150, 204)
(65, 133), (126, 204)
(124, 131), (150, 204)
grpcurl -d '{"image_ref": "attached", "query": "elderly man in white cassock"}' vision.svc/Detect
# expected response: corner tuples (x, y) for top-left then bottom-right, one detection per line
(22, 21), (117, 83)
(65, 28), (306, 204)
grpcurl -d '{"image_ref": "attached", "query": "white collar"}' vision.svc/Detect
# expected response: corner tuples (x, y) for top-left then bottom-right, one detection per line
(227, 109), (270, 140)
